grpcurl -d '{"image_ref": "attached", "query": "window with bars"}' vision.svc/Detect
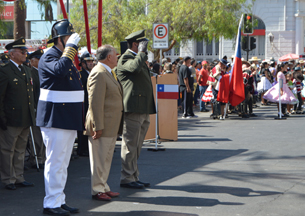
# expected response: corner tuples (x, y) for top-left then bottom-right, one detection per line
(215, 40), (219, 56)
(206, 39), (213, 56)
(196, 41), (204, 56)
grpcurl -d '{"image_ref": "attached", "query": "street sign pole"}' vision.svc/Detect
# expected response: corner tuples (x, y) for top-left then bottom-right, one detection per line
(149, 23), (169, 152)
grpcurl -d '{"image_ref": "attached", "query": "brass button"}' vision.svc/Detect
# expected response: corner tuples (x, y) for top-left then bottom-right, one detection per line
(16, 83), (18, 85)
(29, 102), (31, 105)
(27, 89), (29, 91)
(28, 96), (30, 98)
(27, 83), (28, 85)
(139, 94), (141, 96)
(63, 103), (65, 105)
(69, 69), (71, 71)
(13, 108), (15, 110)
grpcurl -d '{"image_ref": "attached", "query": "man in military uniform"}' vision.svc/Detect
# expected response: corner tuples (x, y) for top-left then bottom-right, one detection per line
(77, 51), (94, 157)
(28, 49), (45, 168)
(36, 19), (82, 215)
(116, 30), (156, 189)
(0, 38), (36, 190)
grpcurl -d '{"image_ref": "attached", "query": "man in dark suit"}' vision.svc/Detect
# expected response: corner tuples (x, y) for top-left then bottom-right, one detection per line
(116, 30), (156, 189)
(77, 52), (94, 156)
(28, 49), (45, 169)
(0, 38), (36, 190)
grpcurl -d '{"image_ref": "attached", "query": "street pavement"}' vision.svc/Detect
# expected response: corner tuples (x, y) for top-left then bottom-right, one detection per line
(0, 104), (304, 216)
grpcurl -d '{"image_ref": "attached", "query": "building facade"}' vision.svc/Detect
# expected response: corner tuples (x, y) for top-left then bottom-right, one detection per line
(0, 0), (57, 52)
(165, 0), (305, 62)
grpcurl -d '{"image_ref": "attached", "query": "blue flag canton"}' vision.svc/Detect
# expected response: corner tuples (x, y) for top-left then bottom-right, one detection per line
(157, 84), (164, 92)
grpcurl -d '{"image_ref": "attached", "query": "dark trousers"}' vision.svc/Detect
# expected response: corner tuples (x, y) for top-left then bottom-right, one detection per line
(77, 131), (89, 156)
(243, 88), (253, 114)
(294, 92), (303, 111)
(199, 85), (208, 111)
(193, 84), (199, 105)
(181, 89), (193, 116)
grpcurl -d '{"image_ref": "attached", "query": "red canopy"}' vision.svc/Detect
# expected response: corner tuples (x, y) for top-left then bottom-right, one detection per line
(279, 53), (299, 62)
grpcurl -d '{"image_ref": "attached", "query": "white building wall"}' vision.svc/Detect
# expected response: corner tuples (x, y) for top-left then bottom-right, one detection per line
(161, 0), (305, 63)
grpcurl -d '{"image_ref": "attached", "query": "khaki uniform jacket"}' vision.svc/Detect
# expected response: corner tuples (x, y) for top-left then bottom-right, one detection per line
(0, 61), (35, 127)
(116, 50), (156, 114)
(84, 63), (124, 137)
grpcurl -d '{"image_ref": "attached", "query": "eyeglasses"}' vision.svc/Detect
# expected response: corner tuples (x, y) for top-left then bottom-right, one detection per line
(14, 49), (27, 55)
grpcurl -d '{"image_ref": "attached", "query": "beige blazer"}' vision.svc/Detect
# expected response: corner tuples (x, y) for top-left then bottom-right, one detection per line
(84, 63), (123, 137)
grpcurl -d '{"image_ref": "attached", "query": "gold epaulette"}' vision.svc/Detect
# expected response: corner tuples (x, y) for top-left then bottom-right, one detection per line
(62, 46), (77, 61)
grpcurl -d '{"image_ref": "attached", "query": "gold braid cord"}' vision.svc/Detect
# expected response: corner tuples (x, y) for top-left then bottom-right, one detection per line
(62, 46), (77, 61)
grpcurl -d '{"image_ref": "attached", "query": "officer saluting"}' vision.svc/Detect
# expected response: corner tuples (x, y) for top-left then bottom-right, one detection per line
(36, 19), (82, 215)
(0, 38), (35, 190)
(116, 30), (156, 189)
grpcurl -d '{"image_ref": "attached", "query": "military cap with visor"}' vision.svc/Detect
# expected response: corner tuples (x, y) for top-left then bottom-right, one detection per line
(125, 29), (149, 42)
(48, 19), (75, 44)
(29, 49), (44, 59)
(5, 37), (27, 50)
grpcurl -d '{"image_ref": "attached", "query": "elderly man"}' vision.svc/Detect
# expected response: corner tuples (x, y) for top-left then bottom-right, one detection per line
(36, 19), (82, 215)
(0, 38), (36, 190)
(117, 30), (156, 189)
(85, 45), (123, 201)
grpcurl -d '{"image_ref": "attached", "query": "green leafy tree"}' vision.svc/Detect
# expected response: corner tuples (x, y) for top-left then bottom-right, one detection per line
(0, 0), (55, 40)
(70, 0), (250, 58)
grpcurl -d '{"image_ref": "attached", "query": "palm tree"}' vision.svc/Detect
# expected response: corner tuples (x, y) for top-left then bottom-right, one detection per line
(13, 0), (55, 39)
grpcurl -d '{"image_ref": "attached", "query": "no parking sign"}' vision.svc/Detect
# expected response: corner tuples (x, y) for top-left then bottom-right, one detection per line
(152, 23), (169, 49)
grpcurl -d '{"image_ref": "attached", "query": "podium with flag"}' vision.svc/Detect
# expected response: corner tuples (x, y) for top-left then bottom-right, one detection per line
(145, 74), (179, 143)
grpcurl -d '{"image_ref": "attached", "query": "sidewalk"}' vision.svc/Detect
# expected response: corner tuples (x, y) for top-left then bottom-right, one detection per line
(0, 104), (304, 216)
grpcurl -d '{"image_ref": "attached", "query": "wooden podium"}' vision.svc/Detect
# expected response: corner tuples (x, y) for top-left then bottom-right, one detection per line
(145, 73), (178, 141)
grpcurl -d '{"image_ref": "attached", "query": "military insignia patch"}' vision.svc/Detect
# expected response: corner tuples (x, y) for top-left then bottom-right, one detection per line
(13, 78), (18, 81)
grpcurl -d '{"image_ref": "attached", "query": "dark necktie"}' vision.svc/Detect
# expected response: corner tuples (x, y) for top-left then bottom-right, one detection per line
(18, 65), (26, 81)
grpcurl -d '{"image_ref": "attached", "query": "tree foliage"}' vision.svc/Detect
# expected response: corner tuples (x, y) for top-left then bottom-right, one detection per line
(70, 0), (248, 53)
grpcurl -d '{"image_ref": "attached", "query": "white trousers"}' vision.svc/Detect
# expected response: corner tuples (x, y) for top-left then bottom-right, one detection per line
(41, 127), (77, 208)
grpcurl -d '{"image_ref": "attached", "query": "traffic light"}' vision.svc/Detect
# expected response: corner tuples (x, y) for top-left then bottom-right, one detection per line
(250, 37), (256, 51)
(243, 14), (253, 34)
(242, 36), (249, 51)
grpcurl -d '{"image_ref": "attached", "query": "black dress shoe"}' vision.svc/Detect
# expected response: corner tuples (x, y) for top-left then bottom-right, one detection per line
(136, 181), (150, 187)
(120, 181), (144, 189)
(43, 207), (70, 215)
(5, 183), (16, 190)
(61, 204), (79, 214)
(15, 181), (34, 187)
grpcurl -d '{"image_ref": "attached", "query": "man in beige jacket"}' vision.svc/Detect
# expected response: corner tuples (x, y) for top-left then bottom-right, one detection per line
(85, 45), (123, 201)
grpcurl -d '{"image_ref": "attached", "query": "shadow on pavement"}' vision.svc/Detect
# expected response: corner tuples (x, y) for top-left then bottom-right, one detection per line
(154, 185), (282, 197)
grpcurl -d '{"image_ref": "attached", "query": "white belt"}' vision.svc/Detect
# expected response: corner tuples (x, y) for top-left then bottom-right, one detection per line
(39, 88), (84, 103)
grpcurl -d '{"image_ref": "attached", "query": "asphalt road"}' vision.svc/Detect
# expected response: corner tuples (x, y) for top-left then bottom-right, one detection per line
(0, 104), (304, 216)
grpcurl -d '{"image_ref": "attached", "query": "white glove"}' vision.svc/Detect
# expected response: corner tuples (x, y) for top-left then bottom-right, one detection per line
(66, 33), (81, 46)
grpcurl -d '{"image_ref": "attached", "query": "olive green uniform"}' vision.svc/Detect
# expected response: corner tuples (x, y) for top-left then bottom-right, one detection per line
(0, 61), (35, 185)
(116, 50), (156, 184)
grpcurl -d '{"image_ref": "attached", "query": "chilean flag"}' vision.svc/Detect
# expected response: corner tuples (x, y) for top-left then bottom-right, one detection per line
(157, 84), (179, 99)
(229, 15), (245, 106)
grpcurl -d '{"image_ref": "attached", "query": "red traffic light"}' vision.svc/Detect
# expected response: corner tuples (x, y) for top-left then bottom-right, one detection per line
(247, 15), (251, 20)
